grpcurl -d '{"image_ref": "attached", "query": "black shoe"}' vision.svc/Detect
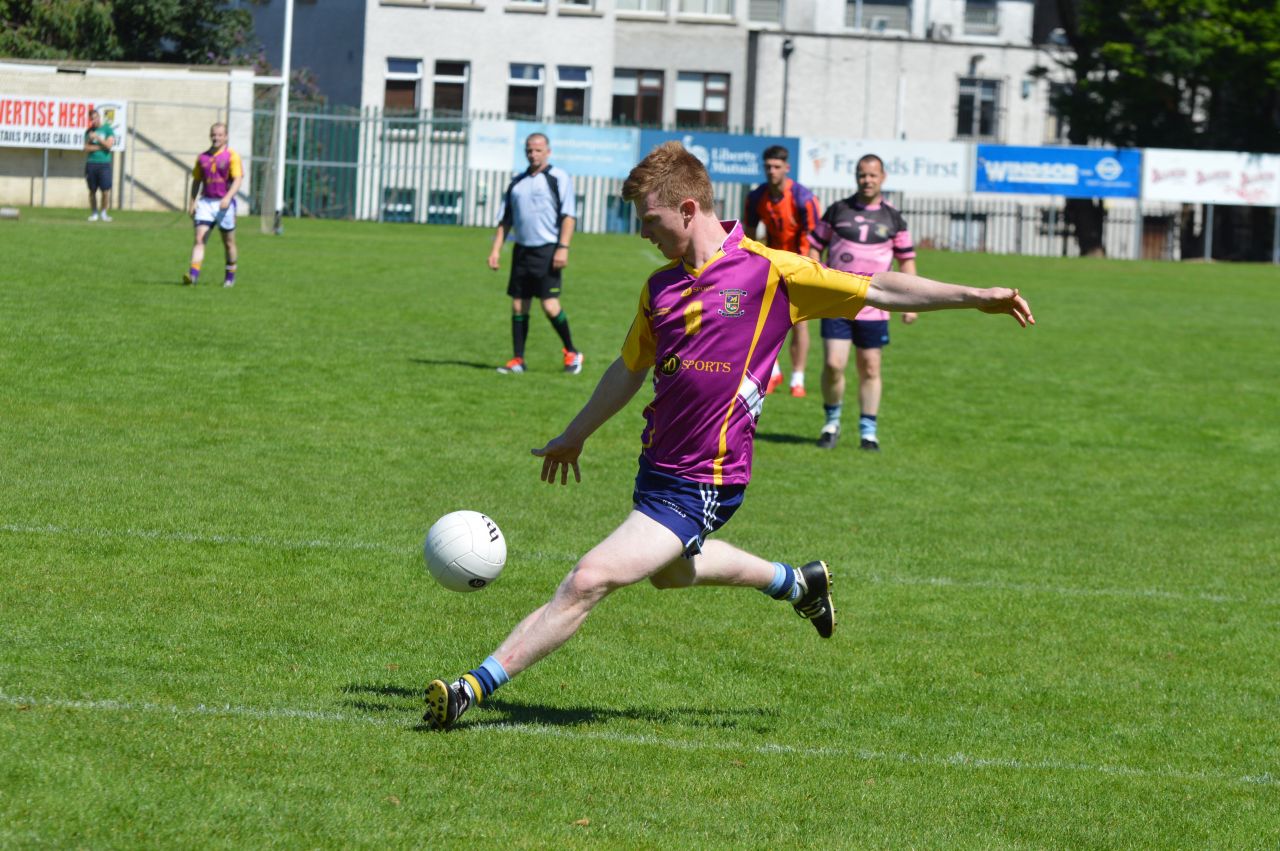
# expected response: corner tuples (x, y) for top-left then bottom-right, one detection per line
(424, 678), (472, 730)
(792, 560), (835, 638)
(859, 437), (880, 451)
(817, 425), (840, 450)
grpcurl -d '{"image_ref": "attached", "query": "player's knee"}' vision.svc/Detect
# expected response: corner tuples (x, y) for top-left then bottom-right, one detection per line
(649, 560), (695, 590)
(563, 558), (616, 601)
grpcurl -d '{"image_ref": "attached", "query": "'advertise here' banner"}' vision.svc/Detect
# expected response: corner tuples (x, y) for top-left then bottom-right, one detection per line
(0, 95), (128, 151)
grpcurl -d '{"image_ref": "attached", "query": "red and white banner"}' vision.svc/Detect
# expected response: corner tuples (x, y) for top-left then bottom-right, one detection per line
(0, 95), (128, 151)
(1142, 148), (1279, 206)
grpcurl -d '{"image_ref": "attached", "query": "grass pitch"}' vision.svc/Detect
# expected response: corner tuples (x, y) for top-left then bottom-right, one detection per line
(1, 207), (1278, 848)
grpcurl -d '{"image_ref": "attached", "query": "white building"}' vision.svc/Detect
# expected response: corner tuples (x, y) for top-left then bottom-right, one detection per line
(247, 0), (1071, 146)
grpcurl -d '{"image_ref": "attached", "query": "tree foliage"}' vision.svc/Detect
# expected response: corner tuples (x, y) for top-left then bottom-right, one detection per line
(1053, 0), (1280, 153)
(0, 0), (255, 66)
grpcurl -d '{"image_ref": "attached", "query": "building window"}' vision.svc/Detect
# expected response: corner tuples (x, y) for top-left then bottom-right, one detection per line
(963, 0), (998, 34)
(433, 61), (469, 117)
(507, 63), (545, 119)
(612, 68), (664, 125)
(384, 58), (422, 114)
(956, 77), (1000, 139)
(846, 0), (911, 31)
(1045, 81), (1070, 143)
(561, 0), (594, 7)
(675, 71), (729, 130)
(748, 0), (781, 24)
(677, 0), (732, 14)
(617, 0), (667, 12)
(555, 66), (591, 122)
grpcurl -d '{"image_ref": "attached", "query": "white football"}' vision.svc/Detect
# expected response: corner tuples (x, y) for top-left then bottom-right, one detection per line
(423, 510), (506, 592)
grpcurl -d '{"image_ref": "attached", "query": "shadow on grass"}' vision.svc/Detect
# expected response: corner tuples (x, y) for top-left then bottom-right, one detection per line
(340, 682), (779, 734)
(408, 357), (495, 370)
(754, 430), (814, 446)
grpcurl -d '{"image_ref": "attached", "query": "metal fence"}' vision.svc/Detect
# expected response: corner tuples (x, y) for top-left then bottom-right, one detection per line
(244, 106), (1185, 260)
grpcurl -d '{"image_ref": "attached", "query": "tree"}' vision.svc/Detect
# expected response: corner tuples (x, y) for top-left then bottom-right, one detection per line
(0, 0), (255, 65)
(1049, 0), (1280, 256)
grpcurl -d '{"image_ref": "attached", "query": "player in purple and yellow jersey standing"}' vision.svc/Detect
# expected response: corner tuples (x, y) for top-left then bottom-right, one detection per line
(184, 123), (243, 288)
(743, 145), (821, 397)
(424, 142), (1033, 730)
(808, 154), (917, 450)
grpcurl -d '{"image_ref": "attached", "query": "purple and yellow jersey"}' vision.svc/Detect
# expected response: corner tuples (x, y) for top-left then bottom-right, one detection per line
(622, 221), (870, 486)
(192, 147), (243, 201)
(809, 198), (914, 321)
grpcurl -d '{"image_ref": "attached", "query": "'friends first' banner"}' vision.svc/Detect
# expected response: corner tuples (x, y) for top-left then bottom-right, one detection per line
(0, 95), (128, 151)
(975, 145), (1139, 198)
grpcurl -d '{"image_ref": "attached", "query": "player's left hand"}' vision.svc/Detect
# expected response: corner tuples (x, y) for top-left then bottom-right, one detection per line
(978, 288), (1035, 328)
(552, 247), (568, 271)
(902, 312), (918, 325)
(531, 435), (582, 485)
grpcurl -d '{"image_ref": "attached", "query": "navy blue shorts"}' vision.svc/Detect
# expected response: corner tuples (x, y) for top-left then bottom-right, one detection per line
(632, 456), (746, 558)
(85, 161), (112, 193)
(821, 318), (890, 349)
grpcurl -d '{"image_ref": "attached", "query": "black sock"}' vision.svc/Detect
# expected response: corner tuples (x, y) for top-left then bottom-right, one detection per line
(512, 314), (530, 359)
(548, 311), (576, 352)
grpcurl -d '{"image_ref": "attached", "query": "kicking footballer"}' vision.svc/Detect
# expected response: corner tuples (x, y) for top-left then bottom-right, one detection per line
(424, 141), (1034, 729)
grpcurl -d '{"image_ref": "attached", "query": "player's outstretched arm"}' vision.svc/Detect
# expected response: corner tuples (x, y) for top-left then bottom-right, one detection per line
(531, 356), (649, 485)
(865, 271), (1035, 328)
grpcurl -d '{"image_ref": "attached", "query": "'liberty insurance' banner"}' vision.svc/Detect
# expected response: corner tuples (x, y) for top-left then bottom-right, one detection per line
(0, 95), (127, 151)
(975, 145), (1139, 198)
(638, 130), (799, 184)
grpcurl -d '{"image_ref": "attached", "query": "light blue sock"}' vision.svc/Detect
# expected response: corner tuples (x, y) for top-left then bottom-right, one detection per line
(859, 413), (877, 440)
(824, 404), (842, 429)
(463, 655), (511, 702)
(760, 562), (801, 601)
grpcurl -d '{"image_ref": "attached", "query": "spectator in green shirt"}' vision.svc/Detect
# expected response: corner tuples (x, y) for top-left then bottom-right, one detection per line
(84, 109), (115, 222)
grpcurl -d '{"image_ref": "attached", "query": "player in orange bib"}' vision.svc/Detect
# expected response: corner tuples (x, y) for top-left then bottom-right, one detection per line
(743, 145), (822, 397)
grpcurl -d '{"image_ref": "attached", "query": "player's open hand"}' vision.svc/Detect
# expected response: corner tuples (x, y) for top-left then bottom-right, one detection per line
(978, 287), (1035, 328)
(531, 436), (582, 485)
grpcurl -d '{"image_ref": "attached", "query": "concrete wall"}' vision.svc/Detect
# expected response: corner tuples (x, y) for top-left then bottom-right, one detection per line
(752, 29), (1066, 144)
(0, 60), (256, 212)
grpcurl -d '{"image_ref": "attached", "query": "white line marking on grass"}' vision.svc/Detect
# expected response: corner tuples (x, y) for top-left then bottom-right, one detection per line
(2, 691), (1275, 788)
(3, 522), (1272, 607)
(0, 522), (412, 555)
(862, 572), (1252, 605)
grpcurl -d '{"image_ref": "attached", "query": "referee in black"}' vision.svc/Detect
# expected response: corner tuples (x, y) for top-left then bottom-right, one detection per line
(487, 133), (582, 375)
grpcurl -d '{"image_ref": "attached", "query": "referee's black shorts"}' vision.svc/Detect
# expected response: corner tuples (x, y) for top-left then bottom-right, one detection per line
(507, 243), (563, 300)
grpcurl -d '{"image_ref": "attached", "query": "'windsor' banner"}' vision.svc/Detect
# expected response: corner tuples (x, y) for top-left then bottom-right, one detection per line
(638, 131), (798, 184)
(975, 145), (1139, 198)
(0, 95), (127, 151)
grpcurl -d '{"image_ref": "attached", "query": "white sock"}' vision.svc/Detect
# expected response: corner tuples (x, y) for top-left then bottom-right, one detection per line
(790, 371), (805, 387)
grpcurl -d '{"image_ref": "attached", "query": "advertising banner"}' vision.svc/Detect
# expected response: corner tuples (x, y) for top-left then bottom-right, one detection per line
(798, 138), (968, 193)
(638, 130), (798, 184)
(468, 120), (638, 179)
(975, 145), (1139, 198)
(1142, 148), (1280, 206)
(0, 95), (127, 151)
(515, 121), (638, 179)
